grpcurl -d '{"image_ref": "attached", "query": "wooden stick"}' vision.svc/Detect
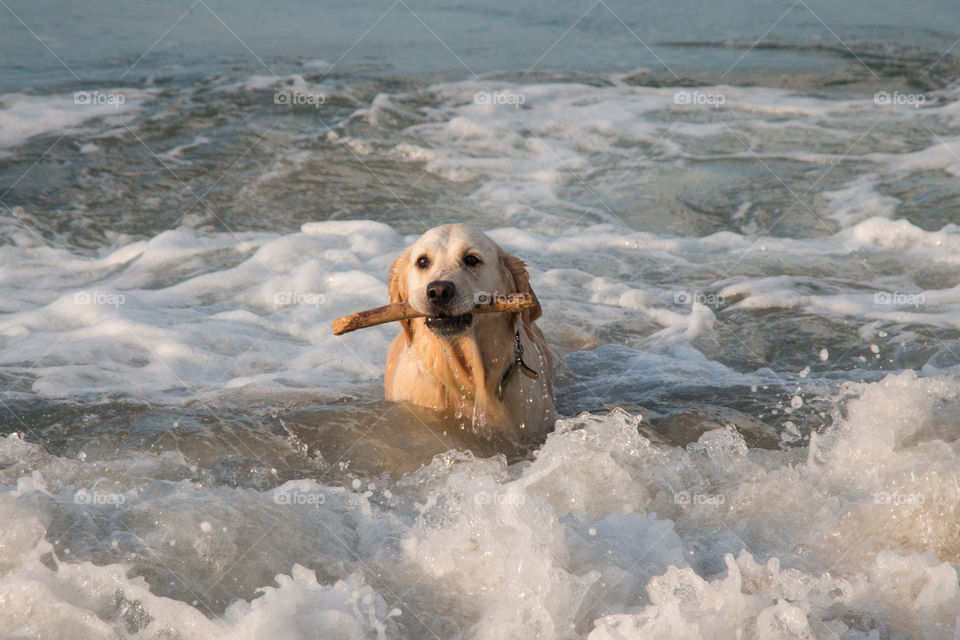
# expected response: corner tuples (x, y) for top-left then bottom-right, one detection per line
(331, 293), (533, 335)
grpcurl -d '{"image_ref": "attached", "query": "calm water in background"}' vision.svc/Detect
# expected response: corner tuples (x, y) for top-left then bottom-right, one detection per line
(3, 1), (960, 638)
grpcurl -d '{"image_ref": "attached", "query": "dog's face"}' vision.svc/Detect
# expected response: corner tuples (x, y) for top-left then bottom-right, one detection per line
(389, 224), (540, 339)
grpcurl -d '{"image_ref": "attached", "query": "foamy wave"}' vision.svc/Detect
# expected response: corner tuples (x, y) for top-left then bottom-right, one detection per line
(5, 373), (960, 638)
(0, 89), (154, 151)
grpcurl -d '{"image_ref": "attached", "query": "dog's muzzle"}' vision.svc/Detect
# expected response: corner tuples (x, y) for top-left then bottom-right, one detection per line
(424, 312), (474, 336)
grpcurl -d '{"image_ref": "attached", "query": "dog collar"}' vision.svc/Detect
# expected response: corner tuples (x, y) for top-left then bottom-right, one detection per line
(497, 330), (539, 400)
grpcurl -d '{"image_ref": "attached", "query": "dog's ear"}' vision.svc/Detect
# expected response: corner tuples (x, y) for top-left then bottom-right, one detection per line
(499, 250), (542, 324)
(388, 250), (414, 344)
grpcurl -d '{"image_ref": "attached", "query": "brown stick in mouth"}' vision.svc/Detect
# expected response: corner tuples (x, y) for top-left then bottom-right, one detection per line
(331, 293), (533, 336)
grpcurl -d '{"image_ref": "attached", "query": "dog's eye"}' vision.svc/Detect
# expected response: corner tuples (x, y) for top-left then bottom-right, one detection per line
(463, 254), (482, 267)
(416, 255), (430, 269)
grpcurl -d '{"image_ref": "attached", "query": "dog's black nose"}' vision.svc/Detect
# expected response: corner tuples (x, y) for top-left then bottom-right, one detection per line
(426, 280), (456, 305)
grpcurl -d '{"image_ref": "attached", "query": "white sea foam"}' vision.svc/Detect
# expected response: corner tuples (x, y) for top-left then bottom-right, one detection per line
(821, 174), (900, 227)
(0, 89), (152, 150)
(215, 73), (337, 108)
(332, 77), (960, 240)
(2, 215), (960, 404)
(4, 372), (960, 638)
(157, 135), (211, 163)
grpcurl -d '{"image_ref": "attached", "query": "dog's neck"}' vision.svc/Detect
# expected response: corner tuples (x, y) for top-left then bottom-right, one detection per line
(413, 315), (519, 403)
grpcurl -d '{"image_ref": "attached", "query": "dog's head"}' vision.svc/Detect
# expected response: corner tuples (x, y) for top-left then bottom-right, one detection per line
(389, 224), (541, 341)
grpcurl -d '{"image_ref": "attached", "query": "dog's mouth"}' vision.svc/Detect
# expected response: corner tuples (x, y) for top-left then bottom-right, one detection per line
(424, 313), (474, 336)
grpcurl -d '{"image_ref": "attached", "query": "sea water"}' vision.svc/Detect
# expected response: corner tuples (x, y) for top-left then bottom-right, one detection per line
(3, 1), (960, 638)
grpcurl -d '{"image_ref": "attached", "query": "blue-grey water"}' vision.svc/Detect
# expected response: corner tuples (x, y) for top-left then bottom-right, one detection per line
(3, 1), (960, 638)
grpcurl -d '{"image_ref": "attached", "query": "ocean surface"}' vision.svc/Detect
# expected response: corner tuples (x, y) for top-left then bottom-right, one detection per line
(3, 1), (960, 638)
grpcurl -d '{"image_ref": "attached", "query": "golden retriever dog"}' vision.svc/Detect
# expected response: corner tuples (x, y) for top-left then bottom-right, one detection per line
(385, 224), (555, 438)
